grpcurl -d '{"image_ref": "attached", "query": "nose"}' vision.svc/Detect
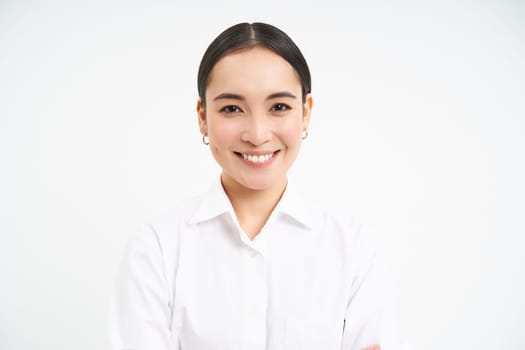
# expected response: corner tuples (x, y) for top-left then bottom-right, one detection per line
(241, 114), (272, 146)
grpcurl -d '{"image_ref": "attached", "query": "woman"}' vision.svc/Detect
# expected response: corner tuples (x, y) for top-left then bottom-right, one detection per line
(110, 22), (401, 350)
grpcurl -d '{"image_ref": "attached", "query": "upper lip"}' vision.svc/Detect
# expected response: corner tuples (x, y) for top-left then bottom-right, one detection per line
(236, 150), (278, 156)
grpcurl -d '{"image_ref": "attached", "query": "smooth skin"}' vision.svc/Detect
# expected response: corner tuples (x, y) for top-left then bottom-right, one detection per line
(197, 46), (312, 240)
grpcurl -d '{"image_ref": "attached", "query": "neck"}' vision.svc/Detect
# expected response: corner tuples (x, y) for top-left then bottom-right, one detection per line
(221, 175), (287, 240)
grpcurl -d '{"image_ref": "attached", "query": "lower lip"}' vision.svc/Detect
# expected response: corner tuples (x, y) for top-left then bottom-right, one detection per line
(237, 151), (279, 168)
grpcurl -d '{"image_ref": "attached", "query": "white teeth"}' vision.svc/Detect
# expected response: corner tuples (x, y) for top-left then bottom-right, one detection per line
(242, 152), (274, 164)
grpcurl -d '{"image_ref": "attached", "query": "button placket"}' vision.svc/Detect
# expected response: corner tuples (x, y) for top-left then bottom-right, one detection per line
(248, 250), (267, 314)
(240, 247), (268, 348)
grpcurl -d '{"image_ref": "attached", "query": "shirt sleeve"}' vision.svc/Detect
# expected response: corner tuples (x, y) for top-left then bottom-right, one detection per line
(108, 223), (178, 350)
(342, 226), (405, 350)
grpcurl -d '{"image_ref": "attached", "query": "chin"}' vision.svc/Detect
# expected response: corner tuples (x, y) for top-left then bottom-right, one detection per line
(237, 176), (282, 192)
(241, 181), (273, 191)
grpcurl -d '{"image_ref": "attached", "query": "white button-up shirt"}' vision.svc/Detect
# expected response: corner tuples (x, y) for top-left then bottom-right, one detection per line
(109, 179), (403, 349)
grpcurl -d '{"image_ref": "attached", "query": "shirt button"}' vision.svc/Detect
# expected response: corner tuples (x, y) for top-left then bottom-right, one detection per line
(250, 250), (258, 258)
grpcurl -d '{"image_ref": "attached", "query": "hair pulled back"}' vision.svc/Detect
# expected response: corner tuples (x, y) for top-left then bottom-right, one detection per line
(197, 22), (311, 106)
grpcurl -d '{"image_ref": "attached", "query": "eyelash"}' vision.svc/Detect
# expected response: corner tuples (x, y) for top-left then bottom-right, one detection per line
(219, 103), (292, 114)
(220, 105), (243, 113)
(271, 103), (291, 112)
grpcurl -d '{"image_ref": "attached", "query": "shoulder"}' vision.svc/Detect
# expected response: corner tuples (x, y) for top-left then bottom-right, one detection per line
(303, 197), (366, 244)
(281, 181), (363, 241)
(300, 196), (382, 263)
(140, 189), (211, 248)
(147, 192), (206, 233)
(121, 190), (209, 287)
(126, 189), (208, 257)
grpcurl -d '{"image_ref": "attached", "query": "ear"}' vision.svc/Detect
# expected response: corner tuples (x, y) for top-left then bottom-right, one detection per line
(302, 93), (313, 131)
(197, 97), (207, 135)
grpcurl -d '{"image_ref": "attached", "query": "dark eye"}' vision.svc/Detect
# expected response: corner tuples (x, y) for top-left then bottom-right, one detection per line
(271, 103), (290, 112)
(220, 105), (243, 113)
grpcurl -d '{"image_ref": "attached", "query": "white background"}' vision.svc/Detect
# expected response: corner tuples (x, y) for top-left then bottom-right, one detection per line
(1, 0), (524, 349)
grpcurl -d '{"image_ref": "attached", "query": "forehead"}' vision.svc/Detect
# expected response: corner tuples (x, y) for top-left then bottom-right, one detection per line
(206, 47), (301, 99)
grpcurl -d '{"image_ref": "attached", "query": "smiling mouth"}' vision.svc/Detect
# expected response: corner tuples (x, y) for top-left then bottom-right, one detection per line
(234, 150), (280, 164)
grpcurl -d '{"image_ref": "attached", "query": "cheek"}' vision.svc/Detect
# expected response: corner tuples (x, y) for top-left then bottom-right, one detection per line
(208, 118), (238, 147)
(278, 117), (303, 144)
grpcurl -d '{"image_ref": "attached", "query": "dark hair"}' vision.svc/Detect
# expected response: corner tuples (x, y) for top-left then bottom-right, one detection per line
(197, 22), (311, 106)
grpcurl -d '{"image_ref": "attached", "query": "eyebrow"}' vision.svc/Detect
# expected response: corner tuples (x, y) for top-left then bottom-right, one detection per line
(267, 91), (297, 100)
(212, 91), (297, 102)
(213, 93), (244, 101)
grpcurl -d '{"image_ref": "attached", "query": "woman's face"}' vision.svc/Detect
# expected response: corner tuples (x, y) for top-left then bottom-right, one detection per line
(198, 46), (312, 193)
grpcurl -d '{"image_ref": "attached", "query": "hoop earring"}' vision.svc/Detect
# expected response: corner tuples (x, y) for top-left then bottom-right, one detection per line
(301, 129), (308, 140)
(202, 134), (209, 145)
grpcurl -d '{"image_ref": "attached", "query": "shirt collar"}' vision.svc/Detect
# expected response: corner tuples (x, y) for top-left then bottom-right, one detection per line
(187, 177), (313, 229)
(274, 179), (314, 229)
(187, 177), (233, 225)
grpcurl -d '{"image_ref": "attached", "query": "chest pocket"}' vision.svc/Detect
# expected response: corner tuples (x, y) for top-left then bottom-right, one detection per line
(284, 318), (344, 350)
